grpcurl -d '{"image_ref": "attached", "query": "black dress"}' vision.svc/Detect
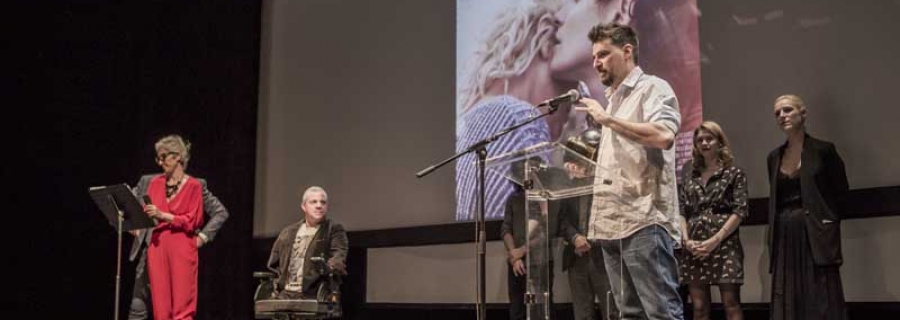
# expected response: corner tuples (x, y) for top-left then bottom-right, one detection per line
(771, 170), (847, 320)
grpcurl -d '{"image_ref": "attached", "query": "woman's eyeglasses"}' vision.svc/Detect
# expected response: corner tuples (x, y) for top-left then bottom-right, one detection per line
(156, 152), (179, 162)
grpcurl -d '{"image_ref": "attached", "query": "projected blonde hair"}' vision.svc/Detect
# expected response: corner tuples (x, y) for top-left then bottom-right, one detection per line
(458, 0), (561, 113)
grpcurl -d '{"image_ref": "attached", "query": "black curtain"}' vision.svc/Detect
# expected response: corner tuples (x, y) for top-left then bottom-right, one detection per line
(10, 1), (260, 319)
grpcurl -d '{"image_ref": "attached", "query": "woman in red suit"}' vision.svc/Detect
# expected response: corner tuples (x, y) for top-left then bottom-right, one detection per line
(143, 134), (204, 320)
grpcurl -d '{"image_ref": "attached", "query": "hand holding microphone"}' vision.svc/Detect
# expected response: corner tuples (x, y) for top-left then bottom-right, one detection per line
(143, 195), (171, 222)
(142, 195), (158, 218)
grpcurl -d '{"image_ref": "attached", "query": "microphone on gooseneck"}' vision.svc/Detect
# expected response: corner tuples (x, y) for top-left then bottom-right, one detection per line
(537, 89), (581, 107)
(578, 80), (604, 130)
(577, 80), (593, 100)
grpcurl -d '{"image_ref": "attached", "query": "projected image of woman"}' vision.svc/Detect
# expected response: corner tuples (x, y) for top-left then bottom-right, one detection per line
(456, 0), (703, 221)
(456, 0), (576, 220)
(767, 94), (848, 320)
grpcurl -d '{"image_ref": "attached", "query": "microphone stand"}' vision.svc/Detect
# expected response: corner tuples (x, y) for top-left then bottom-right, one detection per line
(415, 102), (562, 320)
(109, 194), (123, 320)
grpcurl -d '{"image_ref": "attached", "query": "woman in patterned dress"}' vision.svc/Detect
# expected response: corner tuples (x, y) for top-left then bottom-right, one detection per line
(677, 121), (747, 320)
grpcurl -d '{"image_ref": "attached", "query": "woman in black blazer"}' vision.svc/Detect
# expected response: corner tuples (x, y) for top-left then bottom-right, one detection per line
(767, 94), (849, 320)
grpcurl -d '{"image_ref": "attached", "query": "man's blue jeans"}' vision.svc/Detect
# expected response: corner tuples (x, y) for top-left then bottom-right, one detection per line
(596, 225), (684, 320)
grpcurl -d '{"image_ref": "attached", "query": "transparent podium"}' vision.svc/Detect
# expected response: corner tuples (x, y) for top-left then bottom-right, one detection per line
(486, 141), (602, 320)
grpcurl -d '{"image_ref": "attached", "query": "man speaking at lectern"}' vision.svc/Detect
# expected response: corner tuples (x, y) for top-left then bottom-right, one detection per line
(574, 23), (684, 320)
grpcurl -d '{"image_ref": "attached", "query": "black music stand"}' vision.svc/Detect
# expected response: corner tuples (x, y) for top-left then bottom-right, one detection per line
(89, 183), (155, 320)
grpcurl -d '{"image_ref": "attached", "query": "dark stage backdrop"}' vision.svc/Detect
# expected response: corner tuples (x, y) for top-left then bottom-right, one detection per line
(10, 1), (260, 319)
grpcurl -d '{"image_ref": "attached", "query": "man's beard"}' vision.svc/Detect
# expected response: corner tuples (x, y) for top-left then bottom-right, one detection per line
(597, 68), (614, 86)
(600, 73), (614, 86)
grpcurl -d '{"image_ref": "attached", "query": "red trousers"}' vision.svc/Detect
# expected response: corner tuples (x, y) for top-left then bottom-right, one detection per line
(148, 229), (198, 320)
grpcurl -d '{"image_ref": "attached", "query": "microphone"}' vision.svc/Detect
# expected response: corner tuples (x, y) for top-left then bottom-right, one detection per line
(142, 195), (162, 225)
(577, 80), (593, 100)
(577, 80), (604, 129)
(538, 89), (581, 107)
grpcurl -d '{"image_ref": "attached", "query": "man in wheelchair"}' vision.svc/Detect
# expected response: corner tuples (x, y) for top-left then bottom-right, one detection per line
(255, 186), (349, 319)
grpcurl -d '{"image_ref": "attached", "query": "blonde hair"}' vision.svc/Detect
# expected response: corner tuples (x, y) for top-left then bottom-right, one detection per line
(774, 94), (807, 112)
(691, 121), (734, 170)
(458, 0), (561, 113)
(155, 134), (191, 169)
(774, 94), (808, 123)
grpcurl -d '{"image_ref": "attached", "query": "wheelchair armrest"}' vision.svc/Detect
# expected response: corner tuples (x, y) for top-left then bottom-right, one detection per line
(253, 271), (277, 301)
(315, 276), (342, 305)
(314, 267), (344, 302)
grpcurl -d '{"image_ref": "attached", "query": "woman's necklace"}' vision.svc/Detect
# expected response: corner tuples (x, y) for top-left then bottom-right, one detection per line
(165, 175), (184, 198)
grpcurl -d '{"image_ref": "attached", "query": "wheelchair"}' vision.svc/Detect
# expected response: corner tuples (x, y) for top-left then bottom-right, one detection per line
(253, 258), (343, 319)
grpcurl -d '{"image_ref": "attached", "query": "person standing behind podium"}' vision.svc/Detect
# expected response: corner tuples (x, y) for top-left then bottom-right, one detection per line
(128, 172), (229, 318)
(768, 94), (848, 320)
(501, 158), (563, 320)
(141, 135), (204, 320)
(558, 137), (618, 320)
(574, 23), (684, 320)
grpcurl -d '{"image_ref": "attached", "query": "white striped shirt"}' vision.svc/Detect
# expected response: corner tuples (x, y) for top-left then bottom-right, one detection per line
(587, 67), (683, 242)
